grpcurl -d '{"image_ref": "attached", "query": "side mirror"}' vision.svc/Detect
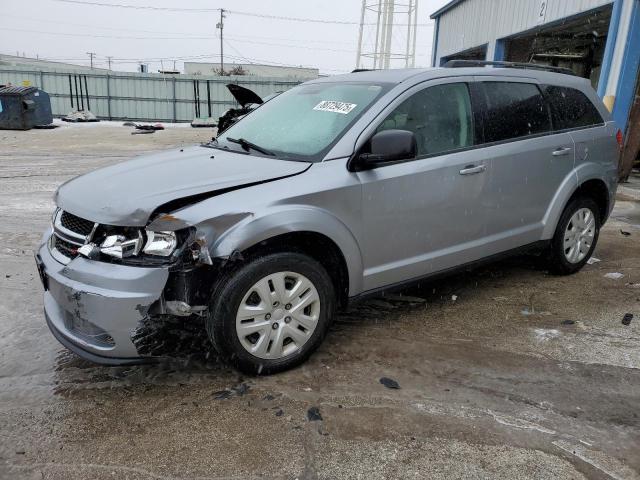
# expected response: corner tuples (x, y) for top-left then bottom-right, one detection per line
(357, 129), (417, 170)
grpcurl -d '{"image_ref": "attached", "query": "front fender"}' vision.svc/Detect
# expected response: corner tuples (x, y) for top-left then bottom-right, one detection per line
(211, 206), (364, 296)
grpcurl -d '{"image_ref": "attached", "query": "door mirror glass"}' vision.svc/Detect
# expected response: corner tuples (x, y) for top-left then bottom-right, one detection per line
(359, 129), (417, 168)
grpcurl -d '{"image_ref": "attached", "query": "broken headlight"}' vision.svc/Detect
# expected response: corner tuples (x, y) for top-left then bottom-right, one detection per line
(143, 231), (177, 257)
(99, 231), (144, 259)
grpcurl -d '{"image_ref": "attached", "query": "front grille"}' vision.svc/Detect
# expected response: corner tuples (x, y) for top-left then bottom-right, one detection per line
(60, 211), (95, 236)
(52, 236), (80, 259)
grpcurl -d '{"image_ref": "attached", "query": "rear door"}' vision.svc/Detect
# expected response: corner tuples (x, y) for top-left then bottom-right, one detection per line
(541, 84), (616, 181)
(475, 78), (576, 250)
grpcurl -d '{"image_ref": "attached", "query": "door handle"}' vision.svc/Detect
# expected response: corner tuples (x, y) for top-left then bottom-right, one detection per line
(552, 147), (572, 156)
(459, 164), (486, 175)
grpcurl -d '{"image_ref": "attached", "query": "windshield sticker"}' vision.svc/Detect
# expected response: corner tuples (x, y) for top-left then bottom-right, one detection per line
(313, 100), (357, 115)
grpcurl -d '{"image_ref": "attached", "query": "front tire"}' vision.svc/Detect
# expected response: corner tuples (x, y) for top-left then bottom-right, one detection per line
(206, 252), (335, 375)
(549, 196), (600, 275)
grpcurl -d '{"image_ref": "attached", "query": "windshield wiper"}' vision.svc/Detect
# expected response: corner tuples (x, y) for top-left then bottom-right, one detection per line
(226, 137), (275, 156)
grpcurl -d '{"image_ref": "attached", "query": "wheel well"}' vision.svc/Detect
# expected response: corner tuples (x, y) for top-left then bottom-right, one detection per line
(241, 232), (350, 308)
(571, 179), (609, 222)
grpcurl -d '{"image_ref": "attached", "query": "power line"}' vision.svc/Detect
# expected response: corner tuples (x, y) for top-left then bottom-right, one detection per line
(53, 0), (433, 26)
(2, 13), (360, 46)
(2, 27), (357, 53)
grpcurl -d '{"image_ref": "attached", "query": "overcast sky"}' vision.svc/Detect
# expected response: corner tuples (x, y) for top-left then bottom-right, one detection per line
(1, 0), (450, 74)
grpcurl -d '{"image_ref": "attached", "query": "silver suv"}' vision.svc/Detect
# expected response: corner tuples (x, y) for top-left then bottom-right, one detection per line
(36, 65), (620, 374)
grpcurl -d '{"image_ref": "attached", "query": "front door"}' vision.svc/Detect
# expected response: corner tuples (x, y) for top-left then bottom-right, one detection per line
(357, 81), (492, 291)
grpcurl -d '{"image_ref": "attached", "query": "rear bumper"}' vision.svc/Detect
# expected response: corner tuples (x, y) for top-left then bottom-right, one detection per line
(36, 237), (169, 364)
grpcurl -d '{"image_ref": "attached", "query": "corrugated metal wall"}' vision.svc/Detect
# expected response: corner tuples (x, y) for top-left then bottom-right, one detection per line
(0, 66), (302, 122)
(436, 0), (613, 58)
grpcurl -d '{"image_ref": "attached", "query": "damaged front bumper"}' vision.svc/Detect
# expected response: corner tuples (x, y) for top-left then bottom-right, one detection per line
(37, 238), (170, 364)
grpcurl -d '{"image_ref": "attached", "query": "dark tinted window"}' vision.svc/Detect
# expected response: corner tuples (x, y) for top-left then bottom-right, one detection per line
(482, 82), (552, 143)
(541, 85), (604, 130)
(377, 83), (474, 157)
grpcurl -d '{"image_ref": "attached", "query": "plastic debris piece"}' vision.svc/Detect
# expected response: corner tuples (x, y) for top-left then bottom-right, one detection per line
(307, 406), (322, 421)
(561, 320), (575, 325)
(62, 110), (98, 122)
(275, 408), (284, 417)
(451, 295), (458, 302)
(383, 294), (427, 303)
(586, 257), (601, 265)
(620, 230), (631, 236)
(604, 272), (624, 280)
(622, 313), (633, 326)
(380, 377), (401, 389)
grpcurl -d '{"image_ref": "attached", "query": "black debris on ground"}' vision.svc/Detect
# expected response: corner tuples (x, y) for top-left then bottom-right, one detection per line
(620, 229), (632, 236)
(275, 408), (284, 417)
(212, 382), (250, 400)
(263, 394), (275, 401)
(561, 320), (575, 325)
(622, 313), (634, 326)
(213, 390), (233, 400)
(380, 377), (401, 389)
(307, 406), (322, 422)
(234, 383), (250, 396)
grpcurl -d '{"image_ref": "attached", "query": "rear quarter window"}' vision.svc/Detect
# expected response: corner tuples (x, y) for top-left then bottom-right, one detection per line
(541, 85), (604, 131)
(481, 82), (552, 143)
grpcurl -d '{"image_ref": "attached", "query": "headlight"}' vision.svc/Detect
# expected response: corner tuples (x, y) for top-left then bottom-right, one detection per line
(143, 231), (177, 257)
(100, 231), (143, 258)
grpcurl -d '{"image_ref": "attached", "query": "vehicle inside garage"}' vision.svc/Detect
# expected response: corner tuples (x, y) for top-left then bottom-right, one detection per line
(503, 5), (612, 89)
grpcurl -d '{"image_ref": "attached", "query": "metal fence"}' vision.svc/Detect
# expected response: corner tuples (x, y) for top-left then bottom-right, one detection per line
(0, 66), (304, 122)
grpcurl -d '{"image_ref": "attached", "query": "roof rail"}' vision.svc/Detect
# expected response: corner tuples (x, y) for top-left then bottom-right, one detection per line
(351, 68), (376, 73)
(443, 60), (577, 76)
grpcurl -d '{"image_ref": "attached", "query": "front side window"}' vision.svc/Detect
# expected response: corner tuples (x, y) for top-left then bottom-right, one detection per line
(482, 82), (552, 143)
(218, 82), (389, 161)
(541, 85), (604, 130)
(377, 83), (474, 157)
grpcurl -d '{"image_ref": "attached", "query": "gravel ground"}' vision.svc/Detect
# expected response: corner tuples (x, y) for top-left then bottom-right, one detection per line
(0, 122), (639, 480)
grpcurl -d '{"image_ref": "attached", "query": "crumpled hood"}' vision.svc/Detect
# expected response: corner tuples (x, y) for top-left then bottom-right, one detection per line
(55, 145), (310, 226)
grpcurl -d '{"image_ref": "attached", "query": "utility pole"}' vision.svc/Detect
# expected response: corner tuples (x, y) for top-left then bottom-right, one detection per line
(86, 52), (96, 69)
(216, 9), (226, 74)
(106, 56), (113, 70)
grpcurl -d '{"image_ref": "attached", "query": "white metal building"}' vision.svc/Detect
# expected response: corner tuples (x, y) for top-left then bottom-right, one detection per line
(184, 62), (319, 80)
(430, 0), (640, 176)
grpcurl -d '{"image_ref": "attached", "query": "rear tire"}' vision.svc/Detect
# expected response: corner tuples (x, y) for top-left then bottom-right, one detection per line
(548, 196), (600, 275)
(206, 252), (335, 375)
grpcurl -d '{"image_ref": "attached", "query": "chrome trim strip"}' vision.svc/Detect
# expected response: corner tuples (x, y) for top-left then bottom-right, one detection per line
(52, 230), (85, 246)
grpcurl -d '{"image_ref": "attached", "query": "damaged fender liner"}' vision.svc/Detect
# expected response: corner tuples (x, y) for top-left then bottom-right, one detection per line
(45, 312), (156, 366)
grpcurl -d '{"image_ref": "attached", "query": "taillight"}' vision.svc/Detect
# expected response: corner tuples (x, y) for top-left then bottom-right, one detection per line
(616, 129), (624, 149)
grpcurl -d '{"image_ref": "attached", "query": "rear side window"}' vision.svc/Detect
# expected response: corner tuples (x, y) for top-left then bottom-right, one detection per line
(482, 82), (552, 143)
(541, 85), (604, 130)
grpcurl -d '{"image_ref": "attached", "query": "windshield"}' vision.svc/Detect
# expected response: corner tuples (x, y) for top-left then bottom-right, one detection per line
(217, 82), (390, 161)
